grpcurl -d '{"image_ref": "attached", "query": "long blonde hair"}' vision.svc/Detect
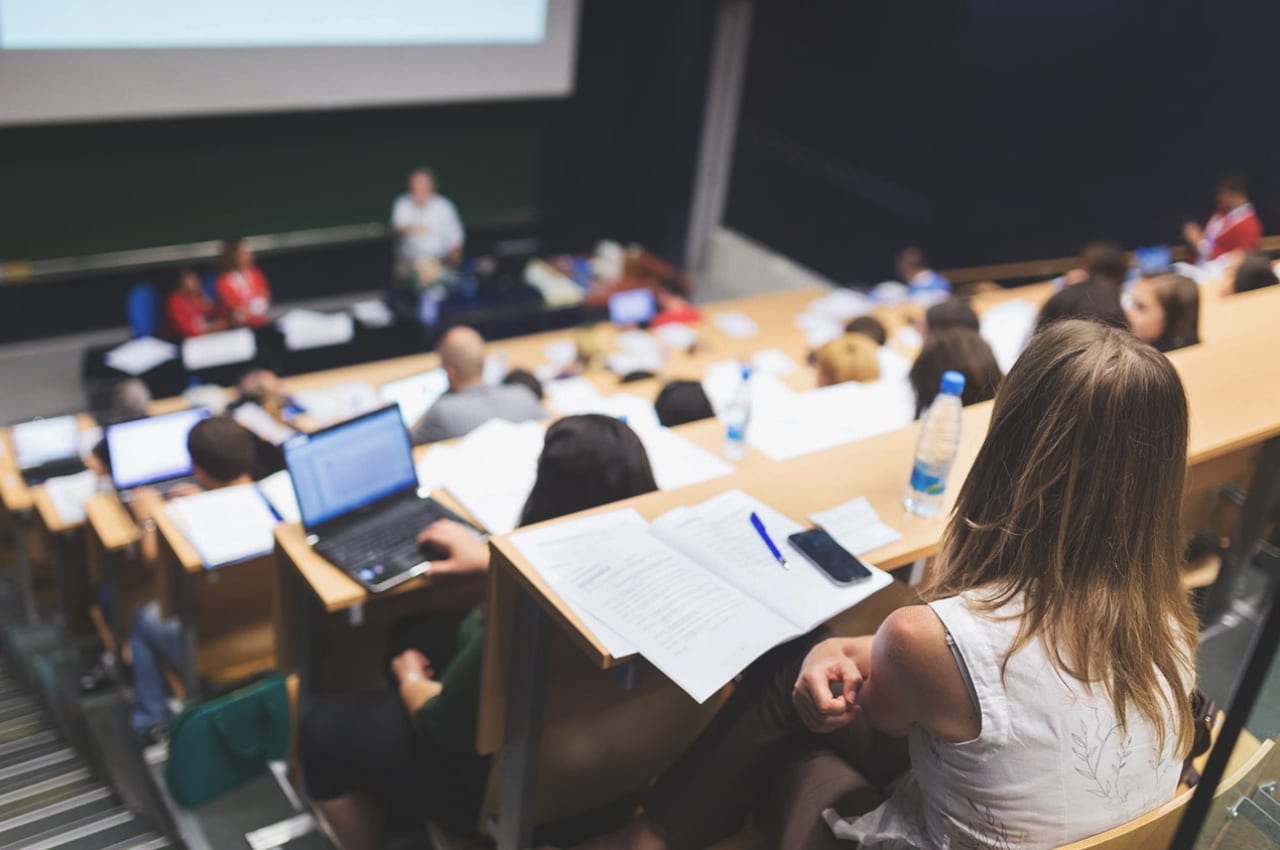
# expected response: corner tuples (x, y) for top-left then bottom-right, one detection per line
(922, 319), (1197, 756)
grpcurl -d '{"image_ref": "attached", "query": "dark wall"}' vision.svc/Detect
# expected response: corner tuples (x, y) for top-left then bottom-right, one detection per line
(725, 0), (1280, 283)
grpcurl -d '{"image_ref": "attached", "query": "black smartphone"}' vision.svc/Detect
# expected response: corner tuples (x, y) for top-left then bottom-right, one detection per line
(787, 529), (873, 585)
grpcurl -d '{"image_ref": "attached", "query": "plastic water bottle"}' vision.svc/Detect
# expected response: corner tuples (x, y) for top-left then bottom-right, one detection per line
(722, 365), (752, 461)
(904, 370), (965, 517)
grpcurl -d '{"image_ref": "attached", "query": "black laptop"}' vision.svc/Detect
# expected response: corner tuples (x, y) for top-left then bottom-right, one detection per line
(284, 405), (473, 592)
(11, 416), (85, 484)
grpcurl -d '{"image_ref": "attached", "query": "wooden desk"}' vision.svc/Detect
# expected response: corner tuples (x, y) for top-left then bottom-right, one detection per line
(479, 283), (1280, 848)
(84, 494), (142, 656)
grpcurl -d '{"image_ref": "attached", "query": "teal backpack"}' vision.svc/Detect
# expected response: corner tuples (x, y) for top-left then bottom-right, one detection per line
(165, 673), (291, 807)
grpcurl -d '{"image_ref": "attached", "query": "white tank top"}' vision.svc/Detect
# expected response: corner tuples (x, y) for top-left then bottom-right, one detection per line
(824, 591), (1183, 848)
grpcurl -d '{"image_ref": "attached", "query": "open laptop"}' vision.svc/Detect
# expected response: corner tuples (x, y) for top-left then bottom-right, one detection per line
(11, 416), (84, 484)
(105, 408), (211, 498)
(378, 369), (449, 428)
(1134, 245), (1173, 277)
(608, 288), (657, 327)
(284, 405), (471, 592)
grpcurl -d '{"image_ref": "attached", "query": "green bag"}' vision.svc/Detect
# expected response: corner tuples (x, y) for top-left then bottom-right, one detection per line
(165, 673), (291, 807)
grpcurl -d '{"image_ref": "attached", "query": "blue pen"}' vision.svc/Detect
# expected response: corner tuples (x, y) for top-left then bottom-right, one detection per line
(749, 511), (789, 569)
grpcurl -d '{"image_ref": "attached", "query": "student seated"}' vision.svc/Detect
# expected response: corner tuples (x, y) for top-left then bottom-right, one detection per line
(843, 316), (886, 347)
(215, 238), (272, 329)
(1125, 274), (1200, 353)
(1062, 240), (1128, 289)
(164, 267), (226, 339)
(1184, 172), (1262, 263)
(1035, 277), (1126, 331)
(922, 298), (979, 337)
(815, 334), (880, 387)
(299, 415), (659, 849)
(127, 417), (260, 741)
(578, 320), (1198, 850)
(654, 380), (715, 427)
(410, 326), (547, 444)
(908, 328), (1002, 418)
(897, 246), (950, 299)
(1231, 251), (1279, 294)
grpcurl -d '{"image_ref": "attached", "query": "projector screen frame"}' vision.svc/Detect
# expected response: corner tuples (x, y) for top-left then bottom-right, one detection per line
(0, 0), (579, 126)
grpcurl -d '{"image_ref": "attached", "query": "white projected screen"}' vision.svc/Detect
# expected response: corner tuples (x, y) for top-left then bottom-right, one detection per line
(0, 0), (577, 125)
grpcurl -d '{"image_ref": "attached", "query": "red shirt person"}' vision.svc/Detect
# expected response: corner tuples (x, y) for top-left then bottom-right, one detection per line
(165, 268), (227, 339)
(1185, 173), (1263, 263)
(215, 239), (273, 328)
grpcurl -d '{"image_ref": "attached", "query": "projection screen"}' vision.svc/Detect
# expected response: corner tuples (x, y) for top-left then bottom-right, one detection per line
(0, 0), (579, 125)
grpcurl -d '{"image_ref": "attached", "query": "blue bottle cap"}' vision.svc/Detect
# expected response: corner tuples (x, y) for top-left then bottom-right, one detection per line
(940, 370), (966, 396)
(740, 364), (753, 380)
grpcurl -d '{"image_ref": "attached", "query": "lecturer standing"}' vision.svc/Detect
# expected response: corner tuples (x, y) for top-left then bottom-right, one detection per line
(392, 168), (465, 268)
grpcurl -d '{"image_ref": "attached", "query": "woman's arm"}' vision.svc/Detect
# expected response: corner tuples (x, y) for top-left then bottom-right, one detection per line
(392, 650), (443, 715)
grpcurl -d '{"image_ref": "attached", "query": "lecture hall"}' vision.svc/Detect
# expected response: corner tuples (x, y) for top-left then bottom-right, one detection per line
(0, 2), (1277, 849)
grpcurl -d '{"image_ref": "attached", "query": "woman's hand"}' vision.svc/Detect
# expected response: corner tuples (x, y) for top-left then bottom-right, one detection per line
(793, 638), (863, 733)
(417, 519), (489, 575)
(390, 649), (434, 684)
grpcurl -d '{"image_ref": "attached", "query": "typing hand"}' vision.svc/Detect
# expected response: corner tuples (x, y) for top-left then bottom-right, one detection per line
(390, 649), (435, 683)
(129, 487), (166, 523)
(793, 638), (863, 733)
(416, 519), (489, 575)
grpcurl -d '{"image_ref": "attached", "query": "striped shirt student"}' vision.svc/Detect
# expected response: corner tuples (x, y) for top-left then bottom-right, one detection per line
(409, 326), (546, 445)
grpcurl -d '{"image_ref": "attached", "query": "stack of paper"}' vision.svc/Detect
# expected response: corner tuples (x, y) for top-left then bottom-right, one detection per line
(105, 336), (177, 376)
(544, 376), (608, 416)
(750, 348), (798, 377)
(979, 299), (1038, 374)
(795, 312), (844, 348)
(256, 470), (301, 524)
(542, 340), (579, 369)
(747, 380), (914, 462)
(634, 426), (733, 492)
(43, 470), (100, 525)
(351, 299), (394, 328)
(511, 489), (893, 702)
(183, 328), (257, 371)
(292, 382), (379, 428)
(653, 322), (698, 352)
(165, 484), (278, 568)
(442, 420), (546, 534)
(712, 311), (759, 339)
(608, 331), (664, 376)
(525, 259), (584, 307)
(807, 289), (874, 322)
(810, 497), (902, 555)
(232, 402), (298, 446)
(278, 310), (355, 351)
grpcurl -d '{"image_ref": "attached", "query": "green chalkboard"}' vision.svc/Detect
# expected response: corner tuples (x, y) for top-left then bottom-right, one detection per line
(0, 101), (546, 262)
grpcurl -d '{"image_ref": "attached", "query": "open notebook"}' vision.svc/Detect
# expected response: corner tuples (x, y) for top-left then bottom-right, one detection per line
(510, 489), (893, 702)
(164, 482), (281, 569)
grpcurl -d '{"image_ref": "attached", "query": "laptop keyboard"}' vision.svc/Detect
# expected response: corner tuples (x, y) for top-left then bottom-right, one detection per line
(318, 500), (453, 569)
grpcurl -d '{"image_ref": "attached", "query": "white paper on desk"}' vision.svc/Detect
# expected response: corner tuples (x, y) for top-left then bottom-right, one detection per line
(601, 394), (660, 431)
(652, 489), (894, 634)
(279, 310), (355, 351)
(702, 363), (797, 418)
(796, 312), (844, 349)
(483, 352), (508, 387)
(980, 299), (1038, 374)
(892, 325), (923, 352)
(182, 328), (257, 371)
(292, 381), (379, 428)
(256, 470), (301, 524)
(414, 443), (461, 495)
(43, 470), (99, 526)
(351, 299), (394, 328)
(512, 510), (796, 702)
(607, 351), (663, 376)
(810, 497), (903, 556)
(654, 322), (698, 351)
(876, 348), (913, 384)
(543, 340), (578, 367)
(441, 420), (545, 534)
(807, 289), (874, 322)
(751, 348), (798, 377)
(713, 311), (759, 339)
(544, 376), (607, 415)
(746, 381), (912, 462)
(105, 336), (177, 376)
(634, 426), (733, 491)
(165, 484), (278, 568)
(232, 402), (298, 446)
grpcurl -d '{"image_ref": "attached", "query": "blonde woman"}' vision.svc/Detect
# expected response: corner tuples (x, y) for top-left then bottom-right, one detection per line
(579, 319), (1198, 850)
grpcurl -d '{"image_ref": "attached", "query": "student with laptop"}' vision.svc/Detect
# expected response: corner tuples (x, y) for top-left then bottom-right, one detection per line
(575, 320), (1198, 850)
(409, 325), (546, 445)
(127, 417), (258, 741)
(299, 415), (659, 850)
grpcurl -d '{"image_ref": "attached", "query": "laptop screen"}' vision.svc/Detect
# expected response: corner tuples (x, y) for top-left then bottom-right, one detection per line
(106, 408), (211, 491)
(285, 406), (418, 530)
(1134, 246), (1172, 276)
(378, 369), (449, 427)
(11, 415), (81, 470)
(608, 289), (656, 326)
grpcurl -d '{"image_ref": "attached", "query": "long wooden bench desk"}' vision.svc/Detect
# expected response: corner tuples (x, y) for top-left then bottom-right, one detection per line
(480, 283), (1280, 848)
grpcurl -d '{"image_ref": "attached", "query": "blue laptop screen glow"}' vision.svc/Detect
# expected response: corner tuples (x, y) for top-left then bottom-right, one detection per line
(608, 289), (656, 326)
(286, 407), (418, 529)
(106, 408), (211, 490)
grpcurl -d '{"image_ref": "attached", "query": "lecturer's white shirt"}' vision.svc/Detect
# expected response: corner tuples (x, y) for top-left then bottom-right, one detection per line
(392, 193), (465, 263)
